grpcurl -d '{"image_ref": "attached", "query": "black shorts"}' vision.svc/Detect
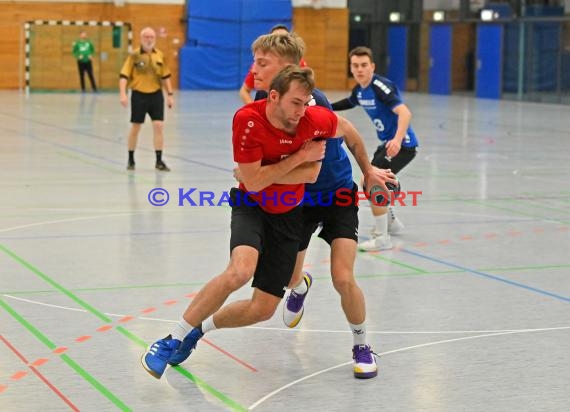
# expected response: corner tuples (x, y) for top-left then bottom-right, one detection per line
(229, 188), (303, 298)
(130, 90), (164, 123)
(298, 183), (359, 251)
(372, 142), (417, 174)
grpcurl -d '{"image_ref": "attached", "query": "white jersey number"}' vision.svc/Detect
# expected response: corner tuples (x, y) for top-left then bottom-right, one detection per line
(373, 118), (385, 132)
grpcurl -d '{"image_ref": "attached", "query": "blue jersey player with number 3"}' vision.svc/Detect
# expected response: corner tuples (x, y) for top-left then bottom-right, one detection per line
(331, 46), (419, 251)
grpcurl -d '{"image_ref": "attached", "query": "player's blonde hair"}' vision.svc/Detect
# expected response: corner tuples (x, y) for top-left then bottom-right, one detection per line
(251, 33), (305, 64)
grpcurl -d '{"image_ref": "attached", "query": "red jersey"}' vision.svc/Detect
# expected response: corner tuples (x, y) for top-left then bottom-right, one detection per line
(233, 99), (338, 214)
(244, 58), (308, 89)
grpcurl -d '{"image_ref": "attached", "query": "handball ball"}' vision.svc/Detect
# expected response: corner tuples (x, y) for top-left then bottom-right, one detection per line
(369, 178), (401, 206)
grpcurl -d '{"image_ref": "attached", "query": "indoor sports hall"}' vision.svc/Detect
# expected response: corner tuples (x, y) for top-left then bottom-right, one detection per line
(1, 1), (569, 411)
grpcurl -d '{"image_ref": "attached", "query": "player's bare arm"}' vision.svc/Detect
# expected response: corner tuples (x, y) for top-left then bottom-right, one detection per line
(335, 114), (397, 192)
(238, 139), (326, 192)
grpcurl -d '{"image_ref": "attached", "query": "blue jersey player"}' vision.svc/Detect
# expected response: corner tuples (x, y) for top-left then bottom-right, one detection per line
(247, 34), (396, 378)
(332, 46), (419, 251)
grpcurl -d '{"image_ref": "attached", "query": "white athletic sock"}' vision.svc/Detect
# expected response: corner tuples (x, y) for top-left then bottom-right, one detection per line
(202, 316), (217, 334)
(292, 274), (308, 294)
(349, 321), (367, 346)
(373, 213), (389, 236)
(171, 317), (194, 341)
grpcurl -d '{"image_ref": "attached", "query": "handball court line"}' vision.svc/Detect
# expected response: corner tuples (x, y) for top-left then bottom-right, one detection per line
(0, 334), (80, 411)
(248, 326), (570, 410)
(0, 244), (248, 411)
(402, 249), (570, 303)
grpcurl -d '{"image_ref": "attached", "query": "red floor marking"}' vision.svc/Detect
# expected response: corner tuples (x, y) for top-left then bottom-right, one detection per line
(185, 293), (197, 299)
(118, 316), (134, 323)
(438, 240), (451, 244)
(202, 338), (258, 372)
(141, 307), (157, 313)
(53, 347), (67, 354)
(0, 335), (79, 410)
(484, 233), (497, 238)
(533, 228), (544, 233)
(75, 336), (91, 343)
(414, 242), (429, 247)
(163, 300), (177, 305)
(507, 231), (521, 236)
(460, 235), (474, 240)
(96, 325), (113, 332)
(558, 227), (569, 231)
(11, 371), (27, 380)
(30, 358), (49, 367)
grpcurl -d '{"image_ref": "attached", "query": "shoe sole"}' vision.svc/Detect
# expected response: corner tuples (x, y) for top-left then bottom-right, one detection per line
(354, 368), (378, 379)
(284, 307), (304, 328)
(140, 353), (163, 379)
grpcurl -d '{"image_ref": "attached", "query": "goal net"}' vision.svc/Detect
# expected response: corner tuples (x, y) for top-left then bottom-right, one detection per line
(25, 21), (132, 93)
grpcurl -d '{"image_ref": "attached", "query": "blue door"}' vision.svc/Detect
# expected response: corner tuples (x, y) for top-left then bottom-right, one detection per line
(429, 24), (452, 95)
(387, 25), (407, 91)
(476, 24), (503, 99)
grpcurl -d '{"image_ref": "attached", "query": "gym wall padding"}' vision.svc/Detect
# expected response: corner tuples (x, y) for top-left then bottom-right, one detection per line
(179, 46), (240, 90)
(180, 0), (292, 90)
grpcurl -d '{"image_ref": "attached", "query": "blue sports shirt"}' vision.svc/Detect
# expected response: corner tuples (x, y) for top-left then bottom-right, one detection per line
(333, 74), (418, 148)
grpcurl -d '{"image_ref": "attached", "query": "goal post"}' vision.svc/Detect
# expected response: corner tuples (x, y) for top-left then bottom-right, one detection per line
(24, 20), (132, 94)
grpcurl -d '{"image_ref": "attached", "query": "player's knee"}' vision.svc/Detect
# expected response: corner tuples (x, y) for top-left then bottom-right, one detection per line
(223, 266), (254, 290)
(251, 301), (278, 322)
(332, 274), (355, 295)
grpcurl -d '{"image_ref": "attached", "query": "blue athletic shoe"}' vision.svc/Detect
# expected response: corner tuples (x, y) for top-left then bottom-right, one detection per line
(168, 327), (204, 366)
(141, 335), (181, 379)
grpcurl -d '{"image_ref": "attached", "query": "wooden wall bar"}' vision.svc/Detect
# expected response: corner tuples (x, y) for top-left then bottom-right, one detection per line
(293, 7), (349, 90)
(0, 2), (185, 89)
(0, 2), (350, 91)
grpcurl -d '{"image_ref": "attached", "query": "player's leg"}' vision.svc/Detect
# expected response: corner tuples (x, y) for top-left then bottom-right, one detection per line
(359, 143), (393, 251)
(283, 249), (313, 327)
(384, 146), (416, 235)
(282, 207), (319, 327)
(142, 188), (262, 377)
(330, 238), (377, 378)
(86, 61), (97, 91)
(77, 61), (86, 92)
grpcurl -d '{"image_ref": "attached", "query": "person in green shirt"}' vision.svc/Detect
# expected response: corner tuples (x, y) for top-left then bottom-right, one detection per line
(72, 31), (97, 92)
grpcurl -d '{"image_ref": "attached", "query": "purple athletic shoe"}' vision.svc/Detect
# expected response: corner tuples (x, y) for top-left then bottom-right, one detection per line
(283, 272), (313, 328)
(352, 344), (378, 379)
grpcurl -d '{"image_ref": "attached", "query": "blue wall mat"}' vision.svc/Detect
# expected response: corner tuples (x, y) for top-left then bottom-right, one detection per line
(241, 21), (280, 50)
(187, 0), (242, 21)
(476, 24), (503, 99)
(182, 0), (293, 89)
(187, 18), (241, 49)
(428, 24), (452, 95)
(387, 25), (407, 91)
(241, 0), (292, 22)
(179, 46), (240, 90)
